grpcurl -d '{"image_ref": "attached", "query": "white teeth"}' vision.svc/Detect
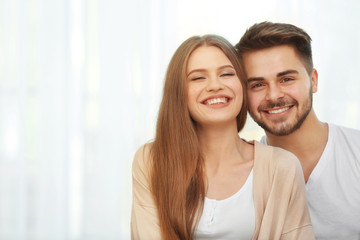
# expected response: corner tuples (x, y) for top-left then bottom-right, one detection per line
(206, 97), (228, 105)
(268, 107), (290, 114)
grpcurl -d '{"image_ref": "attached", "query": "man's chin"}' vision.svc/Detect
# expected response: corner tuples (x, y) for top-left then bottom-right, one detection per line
(249, 112), (301, 136)
(256, 121), (296, 136)
(267, 129), (294, 136)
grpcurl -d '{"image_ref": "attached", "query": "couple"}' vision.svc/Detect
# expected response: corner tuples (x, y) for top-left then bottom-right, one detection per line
(131, 22), (360, 240)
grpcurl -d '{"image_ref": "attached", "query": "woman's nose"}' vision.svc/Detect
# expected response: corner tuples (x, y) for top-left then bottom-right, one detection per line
(206, 76), (224, 92)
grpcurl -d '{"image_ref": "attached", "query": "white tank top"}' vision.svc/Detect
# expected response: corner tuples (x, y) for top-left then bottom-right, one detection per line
(195, 169), (255, 240)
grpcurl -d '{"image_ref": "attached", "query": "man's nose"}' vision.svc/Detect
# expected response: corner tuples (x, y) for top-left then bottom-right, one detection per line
(265, 83), (284, 101)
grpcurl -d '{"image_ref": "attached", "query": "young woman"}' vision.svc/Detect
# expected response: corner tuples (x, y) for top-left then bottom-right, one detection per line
(131, 35), (314, 240)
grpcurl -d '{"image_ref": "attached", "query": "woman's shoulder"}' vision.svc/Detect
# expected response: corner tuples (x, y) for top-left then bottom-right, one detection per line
(134, 143), (152, 159)
(253, 141), (305, 194)
(133, 143), (153, 177)
(254, 141), (300, 171)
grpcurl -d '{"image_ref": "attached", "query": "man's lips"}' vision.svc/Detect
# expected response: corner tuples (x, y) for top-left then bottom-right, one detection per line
(262, 105), (294, 114)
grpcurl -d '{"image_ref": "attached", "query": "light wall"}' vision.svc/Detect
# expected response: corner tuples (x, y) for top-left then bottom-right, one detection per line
(1, 0), (359, 239)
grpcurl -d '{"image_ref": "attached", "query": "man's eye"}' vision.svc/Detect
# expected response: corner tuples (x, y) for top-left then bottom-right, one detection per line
(250, 83), (264, 89)
(282, 77), (293, 82)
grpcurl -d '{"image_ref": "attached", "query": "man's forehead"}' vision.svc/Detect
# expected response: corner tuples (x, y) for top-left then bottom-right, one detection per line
(242, 46), (304, 77)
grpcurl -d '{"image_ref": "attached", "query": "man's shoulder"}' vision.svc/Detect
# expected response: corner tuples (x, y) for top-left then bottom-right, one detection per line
(330, 123), (360, 141)
(327, 124), (360, 164)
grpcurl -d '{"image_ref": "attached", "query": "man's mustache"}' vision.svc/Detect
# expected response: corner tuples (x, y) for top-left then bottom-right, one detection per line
(258, 98), (297, 111)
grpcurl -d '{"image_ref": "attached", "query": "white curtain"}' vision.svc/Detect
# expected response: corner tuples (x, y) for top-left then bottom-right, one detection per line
(1, 0), (359, 239)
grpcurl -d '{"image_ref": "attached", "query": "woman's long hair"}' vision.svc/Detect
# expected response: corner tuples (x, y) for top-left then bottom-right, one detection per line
(150, 35), (248, 239)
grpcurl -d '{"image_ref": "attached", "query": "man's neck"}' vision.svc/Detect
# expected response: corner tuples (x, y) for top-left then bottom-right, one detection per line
(266, 109), (328, 182)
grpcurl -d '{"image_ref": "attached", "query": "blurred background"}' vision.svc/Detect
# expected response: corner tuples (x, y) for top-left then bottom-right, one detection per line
(1, 0), (360, 239)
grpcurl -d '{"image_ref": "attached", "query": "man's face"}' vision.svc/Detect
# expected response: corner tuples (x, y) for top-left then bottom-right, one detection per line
(242, 45), (318, 136)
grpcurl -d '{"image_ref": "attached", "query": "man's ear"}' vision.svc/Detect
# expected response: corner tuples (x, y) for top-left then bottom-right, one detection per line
(311, 68), (318, 93)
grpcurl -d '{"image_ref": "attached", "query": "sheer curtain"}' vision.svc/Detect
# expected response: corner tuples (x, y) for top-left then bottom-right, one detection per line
(1, 0), (359, 239)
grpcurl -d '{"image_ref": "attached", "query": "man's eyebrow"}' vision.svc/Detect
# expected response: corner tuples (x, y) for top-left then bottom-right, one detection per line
(247, 77), (264, 83)
(277, 69), (299, 77)
(247, 69), (299, 83)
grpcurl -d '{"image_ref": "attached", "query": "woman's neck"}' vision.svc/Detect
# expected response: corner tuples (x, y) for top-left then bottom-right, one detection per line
(197, 122), (247, 169)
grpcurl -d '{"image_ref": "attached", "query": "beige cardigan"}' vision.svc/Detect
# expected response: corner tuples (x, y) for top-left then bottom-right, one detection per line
(131, 141), (314, 239)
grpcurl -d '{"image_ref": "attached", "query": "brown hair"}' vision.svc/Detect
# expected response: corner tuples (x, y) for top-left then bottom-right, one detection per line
(235, 21), (313, 75)
(150, 34), (247, 239)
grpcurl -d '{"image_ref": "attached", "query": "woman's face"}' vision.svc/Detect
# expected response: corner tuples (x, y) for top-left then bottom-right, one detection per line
(186, 46), (243, 128)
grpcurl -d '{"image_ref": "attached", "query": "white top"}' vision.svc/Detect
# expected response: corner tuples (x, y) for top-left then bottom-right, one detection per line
(195, 169), (255, 240)
(261, 124), (360, 240)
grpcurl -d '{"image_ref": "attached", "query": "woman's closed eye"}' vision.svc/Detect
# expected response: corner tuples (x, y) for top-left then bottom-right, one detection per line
(220, 73), (235, 77)
(191, 76), (205, 81)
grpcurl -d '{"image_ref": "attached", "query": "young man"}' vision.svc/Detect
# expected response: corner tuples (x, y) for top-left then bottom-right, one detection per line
(236, 22), (360, 240)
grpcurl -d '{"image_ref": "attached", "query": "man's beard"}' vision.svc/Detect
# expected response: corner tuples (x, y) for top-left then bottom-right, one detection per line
(249, 92), (313, 136)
